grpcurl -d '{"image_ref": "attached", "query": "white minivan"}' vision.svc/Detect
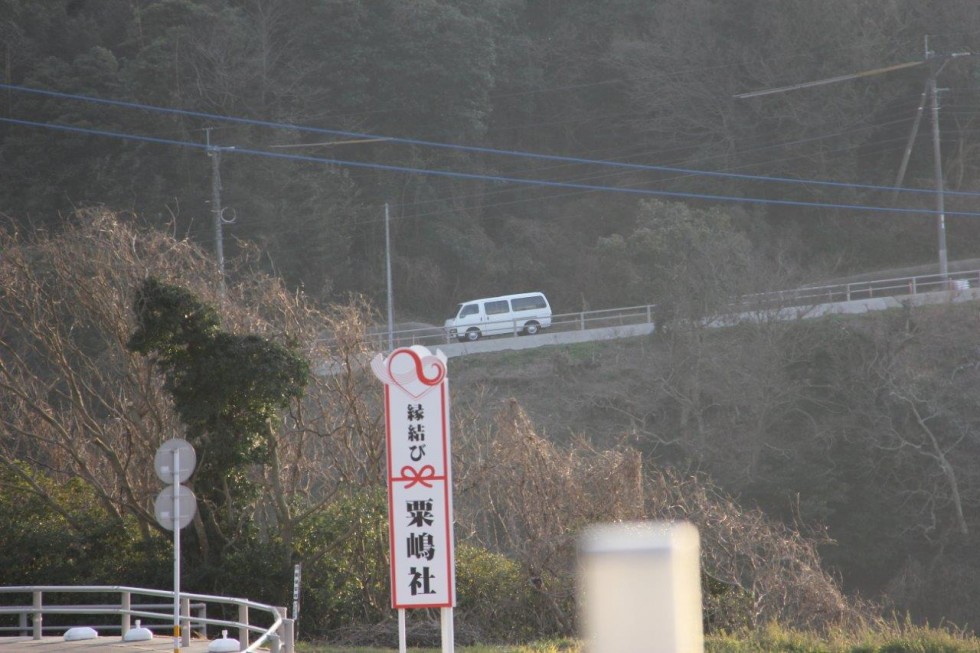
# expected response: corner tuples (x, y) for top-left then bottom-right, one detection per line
(445, 292), (552, 342)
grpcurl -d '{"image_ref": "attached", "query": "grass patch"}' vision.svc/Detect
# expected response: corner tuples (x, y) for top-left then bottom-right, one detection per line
(705, 623), (980, 652)
(296, 643), (575, 653)
(297, 624), (980, 652)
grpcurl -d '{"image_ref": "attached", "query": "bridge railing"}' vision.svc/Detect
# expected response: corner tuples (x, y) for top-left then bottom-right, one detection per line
(742, 270), (980, 309)
(319, 269), (980, 353)
(0, 586), (294, 653)
(331, 305), (662, 351)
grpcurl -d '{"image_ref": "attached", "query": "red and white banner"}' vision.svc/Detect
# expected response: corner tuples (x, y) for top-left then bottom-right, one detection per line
(371, 346), (455, 609)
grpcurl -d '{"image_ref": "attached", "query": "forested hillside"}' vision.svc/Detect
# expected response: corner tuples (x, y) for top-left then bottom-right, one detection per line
(0, 214), (866, 642)
(450, 300), (980, 630)
(5, 214), (980, 639)
(4, 1), (980, 318)
(6, 0), (980, 643)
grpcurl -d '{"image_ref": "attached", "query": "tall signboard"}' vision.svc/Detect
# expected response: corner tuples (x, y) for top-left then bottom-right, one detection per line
(371, 346), (455, 652)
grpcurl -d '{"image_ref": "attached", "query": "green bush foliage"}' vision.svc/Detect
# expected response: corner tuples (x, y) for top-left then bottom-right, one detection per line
(703, 575), (755, 634)
(183, 537), (294, 610)
(293, 489), (393, 635)
(0, 466), (169, 588)
(454, 542), (543, 643)
(128, 276), (311, 569)
(291, 488), (564, 643)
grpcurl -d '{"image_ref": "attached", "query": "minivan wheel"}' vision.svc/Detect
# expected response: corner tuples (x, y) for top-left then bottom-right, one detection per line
(465, 328), (481, 341)
(523, 321), (540, 336)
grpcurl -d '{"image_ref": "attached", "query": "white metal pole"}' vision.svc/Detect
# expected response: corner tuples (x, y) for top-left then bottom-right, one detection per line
(385, 202), (394, 351)
(172, 449), (181, 653)
(398, 608), (406, 653)
(440, 607), (454, 653)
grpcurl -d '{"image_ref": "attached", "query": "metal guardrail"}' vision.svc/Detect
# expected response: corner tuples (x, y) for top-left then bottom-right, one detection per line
(742, 269), (980, 308)
(330, 269), (980, 352)
(0, 586), (294, 653)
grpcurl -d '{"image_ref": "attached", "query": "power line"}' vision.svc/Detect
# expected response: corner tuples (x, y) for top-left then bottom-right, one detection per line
(4, 83), (977, 200)
(5, 115), (980, 219)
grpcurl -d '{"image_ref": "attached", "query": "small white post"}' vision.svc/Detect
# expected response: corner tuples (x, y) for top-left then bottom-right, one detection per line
(238, 603), (249, 648)
(121, 591), (131, 637)
(181, 596), (191, 647)
(281, 617), (294, 653)
(578, 521), (703, 653)
(32, 591), (42, 640)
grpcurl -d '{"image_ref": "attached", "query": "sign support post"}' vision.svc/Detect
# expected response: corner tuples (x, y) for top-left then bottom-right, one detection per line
(153, 439), (197, 653)
(172, 449), (181, 653)
(398, 608), (406, 653)
(292, 563), (302, 639)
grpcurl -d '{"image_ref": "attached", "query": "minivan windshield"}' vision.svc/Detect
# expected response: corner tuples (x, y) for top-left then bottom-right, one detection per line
(449, 304), (463, 319)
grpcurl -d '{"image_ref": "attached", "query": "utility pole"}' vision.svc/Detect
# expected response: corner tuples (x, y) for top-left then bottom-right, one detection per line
(928, 63), (949, 282)
(920, 36), (972, 283)
(734, 37), (972, 284)
(206, 129), (234, 296)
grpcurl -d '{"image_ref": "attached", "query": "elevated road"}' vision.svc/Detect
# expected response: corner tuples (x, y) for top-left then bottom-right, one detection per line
(326, 268), (980, 364)
(434, 280), (980, 358)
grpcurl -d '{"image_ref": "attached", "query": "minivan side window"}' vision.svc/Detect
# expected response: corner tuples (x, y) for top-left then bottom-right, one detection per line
(485, 300), (509, 315)
(459, 303), (479, 317)
(511, 295), (547, 311)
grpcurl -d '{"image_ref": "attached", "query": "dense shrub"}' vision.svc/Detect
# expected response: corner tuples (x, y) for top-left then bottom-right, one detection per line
(0, 467), (170, 588)
(293, 489), (392, 636)
(454, 542), (544, 643)
(291, 488), (553, 644)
